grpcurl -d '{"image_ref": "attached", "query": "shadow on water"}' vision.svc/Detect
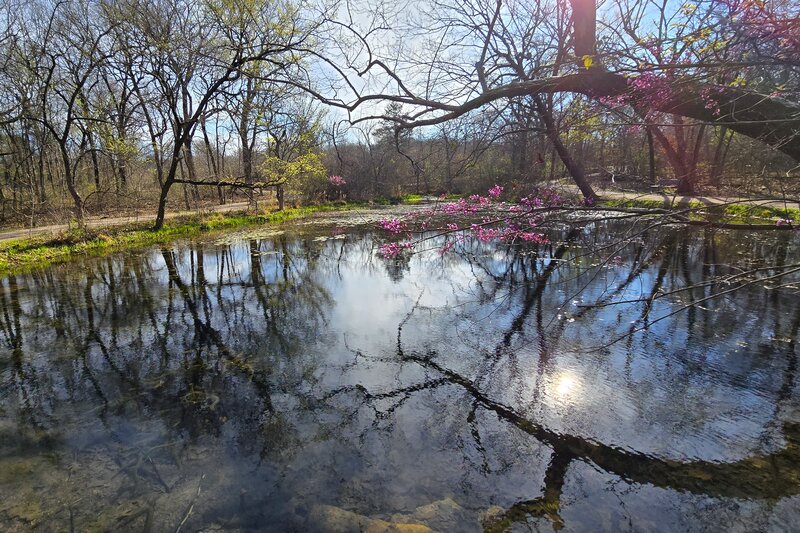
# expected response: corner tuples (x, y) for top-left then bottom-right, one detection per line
(1, 220), (799, 531)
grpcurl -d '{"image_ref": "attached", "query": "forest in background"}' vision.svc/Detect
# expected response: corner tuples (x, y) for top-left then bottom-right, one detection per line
(0, 0), (798, 229)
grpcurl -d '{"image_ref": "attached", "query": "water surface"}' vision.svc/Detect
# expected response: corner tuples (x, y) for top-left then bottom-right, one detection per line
(1, 219), (799, 531)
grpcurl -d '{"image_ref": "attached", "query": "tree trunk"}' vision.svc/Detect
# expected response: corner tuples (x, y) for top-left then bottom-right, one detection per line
(153, 145), (182, 230)
(676, 171), (696, 196)
(277, 184), (284, 211)
(647, 127), (656, 186)
(710, 127), (732, 188)
(534, 96), (597, 201)
(200, 117), (224, 205)
(415, 54), (800, 161)
(89, 132), (100, 190)
(59, 145), (84, 224)
(569, 0), (596, 60)
(116, 159), (128, 193)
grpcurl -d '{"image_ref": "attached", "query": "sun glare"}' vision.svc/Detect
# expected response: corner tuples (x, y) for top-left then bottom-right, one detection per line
(551, 372), (582, 403)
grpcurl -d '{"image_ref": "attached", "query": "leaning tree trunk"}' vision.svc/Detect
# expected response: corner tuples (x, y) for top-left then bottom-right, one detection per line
(534, 96), (598, 201)
(404, 0), (800, 167)
(566, 0), (800, 163)
(153, 143), (183, 230)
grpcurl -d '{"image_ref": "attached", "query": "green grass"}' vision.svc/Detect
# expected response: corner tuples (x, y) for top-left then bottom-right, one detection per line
(402, 193), (424, 204)
(602, 198), (676, 210)
(373, 196), (401, 205)
(601, 198), (799, 224)
(0, 203), (360, 276)
(716, 203), (799, 222)
(372, 194), (431, 205)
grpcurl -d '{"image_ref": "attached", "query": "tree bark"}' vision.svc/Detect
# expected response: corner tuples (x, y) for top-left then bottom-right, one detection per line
(153, 143), (182, 230)
(404, 73), (800, 164)
(59, 144), (84, 223)
(647, 127), (656, 186)
(276, 184), (285, 211)
(534, 96), (597, 200)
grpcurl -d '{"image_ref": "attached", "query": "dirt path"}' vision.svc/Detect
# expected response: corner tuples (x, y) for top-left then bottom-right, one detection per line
(0, 202), (253, 242)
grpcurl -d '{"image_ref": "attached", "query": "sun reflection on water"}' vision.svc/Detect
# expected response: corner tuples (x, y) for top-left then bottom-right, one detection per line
(550, 371), (582, 404)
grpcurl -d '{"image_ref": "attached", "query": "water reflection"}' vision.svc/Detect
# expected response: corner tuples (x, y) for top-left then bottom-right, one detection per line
(0, 221), (799, 531)
(548, 372), (581, 405)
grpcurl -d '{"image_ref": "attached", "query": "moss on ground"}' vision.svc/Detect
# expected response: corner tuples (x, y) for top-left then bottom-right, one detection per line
(715, 202), (799, 222)
(602, 198), (676, 210)
(601, 198), (799, 224)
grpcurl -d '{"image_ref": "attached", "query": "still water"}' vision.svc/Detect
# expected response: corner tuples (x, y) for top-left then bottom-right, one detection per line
(1, 218), (799, 532)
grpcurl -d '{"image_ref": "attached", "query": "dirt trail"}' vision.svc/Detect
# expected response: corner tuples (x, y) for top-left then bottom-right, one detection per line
(0, 202), (253, 242)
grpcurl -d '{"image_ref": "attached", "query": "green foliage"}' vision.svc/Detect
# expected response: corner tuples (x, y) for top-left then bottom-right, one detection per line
(373, 196), (402, 205)
(259, 151), (327, 200)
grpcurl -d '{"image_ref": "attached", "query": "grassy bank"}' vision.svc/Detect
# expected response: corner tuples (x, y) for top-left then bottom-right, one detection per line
(602, 198), (800, 224)
(0, 203), (358, 276)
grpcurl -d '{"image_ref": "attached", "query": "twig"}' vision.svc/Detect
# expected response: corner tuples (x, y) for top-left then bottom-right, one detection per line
(175, 474), (205, 533)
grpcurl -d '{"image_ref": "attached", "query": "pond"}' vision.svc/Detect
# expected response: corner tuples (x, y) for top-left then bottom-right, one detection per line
(1, 216), (799, 532)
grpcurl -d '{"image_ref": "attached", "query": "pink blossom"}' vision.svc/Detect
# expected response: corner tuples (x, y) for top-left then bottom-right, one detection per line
(441, 199), (481, 215)
(628, 73), (673, 108)
(597, 94), (630, 108)
(328, 175), (346, 186)
(515, 232), (549, 244)
(520, 196), (543, 208)
(488, 184), (503, 198)
(378, 218), (406, 234)
(470, 224), (501, 242)
(439, 241), (455, 255)
(520, 189), (564, 208)
(378, 241), (413, 258)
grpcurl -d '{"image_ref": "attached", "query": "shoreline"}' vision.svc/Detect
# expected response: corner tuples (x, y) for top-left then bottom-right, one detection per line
(0, 204), (368, 277)
(1, 195), (796, 278)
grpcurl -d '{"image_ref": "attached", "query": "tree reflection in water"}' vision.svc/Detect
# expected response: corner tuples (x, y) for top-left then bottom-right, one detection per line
(0, 222), (799, 531)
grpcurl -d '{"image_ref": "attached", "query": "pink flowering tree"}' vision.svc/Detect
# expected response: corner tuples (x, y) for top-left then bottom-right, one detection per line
(337, 0), (800, 188)
(327, 175), (347, 200)
(376, 185), (561, 259)
(328, 175), (346, 186)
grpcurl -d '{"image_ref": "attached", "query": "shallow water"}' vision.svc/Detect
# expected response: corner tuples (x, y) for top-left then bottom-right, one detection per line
(1, 219), (799, 532)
